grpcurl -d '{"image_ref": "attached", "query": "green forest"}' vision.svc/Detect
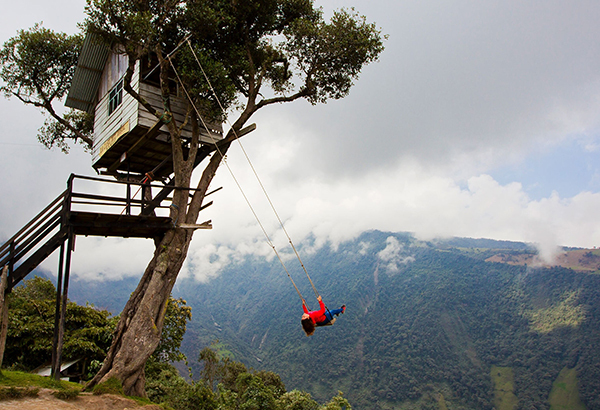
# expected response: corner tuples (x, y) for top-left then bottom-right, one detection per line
(45, 231), (600, 409)
(1, 277), (350, 410)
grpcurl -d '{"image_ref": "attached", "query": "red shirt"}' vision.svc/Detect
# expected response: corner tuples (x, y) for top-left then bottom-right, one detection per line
(303, 299), (326, 324)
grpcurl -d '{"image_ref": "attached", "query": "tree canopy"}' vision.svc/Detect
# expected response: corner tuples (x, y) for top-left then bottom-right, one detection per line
(1, 0), (385, 396)
(1, 0), (385, 152)
(0, 25), (93, 152)
(146, 344), (351, 410)
(5, 276), (115, 372)
(150, 297), (192, 364)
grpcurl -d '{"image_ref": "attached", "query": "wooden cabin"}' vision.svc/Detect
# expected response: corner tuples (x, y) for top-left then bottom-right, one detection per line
(66, 34), (223, 179)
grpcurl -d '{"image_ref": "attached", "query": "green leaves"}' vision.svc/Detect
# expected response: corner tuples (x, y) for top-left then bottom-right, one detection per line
(0, 24), (94, 150)
(194, 345), (345, 410)
(38, 109), (94, 153)
(278, 390), (319, 410)
(146, 343), (344, 409)
(84, 0), (179, 56)
(84, 0), (385, 125)
(151, 296), (192, 364)
(0, 24), (82, 104)
(5, 276), (115, 372)
(284, 8), (385, 104)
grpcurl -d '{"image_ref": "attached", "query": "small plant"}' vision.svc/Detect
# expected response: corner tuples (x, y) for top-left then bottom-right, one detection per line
(92, 377), (124, 396)
(53, 388), (80, 400)
(0, 386), (39, 400)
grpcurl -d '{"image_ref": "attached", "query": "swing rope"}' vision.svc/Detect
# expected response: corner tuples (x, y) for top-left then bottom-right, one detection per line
(183, 39), (321, 300)
(167, 53), (312, 305)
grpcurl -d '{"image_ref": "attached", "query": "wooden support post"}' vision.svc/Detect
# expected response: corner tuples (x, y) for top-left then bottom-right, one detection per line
(51, 241), (66, 379)
(142, 177), (152, 214)
(126, 160), (132, 215)
(8, 241), (15, 280)
(0, 265), (9, 370)
(54, 232), (74, 380)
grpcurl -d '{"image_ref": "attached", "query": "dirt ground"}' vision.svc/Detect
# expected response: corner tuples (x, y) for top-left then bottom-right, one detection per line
(0, 389), (162, 410)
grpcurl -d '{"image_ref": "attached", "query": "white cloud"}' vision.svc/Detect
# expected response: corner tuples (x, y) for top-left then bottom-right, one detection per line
(377, 237), (415, 273)
(181, 243), (236, 283)
(38, 237), (155, 282)
(358, 241), (372, 256)
(182, 156), (600, 273)
(3, 0), (600, 281)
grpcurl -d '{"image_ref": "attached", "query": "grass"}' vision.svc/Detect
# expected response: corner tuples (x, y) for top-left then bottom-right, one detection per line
(0, 370), (162, 407)
(91, 376), (161, 407)
(52, 388), (80, 400)
(525, 291), (584, 333)
(490, 365), (518, 410)
(0, 370), (80, 390)
(92, 377), (124, 396)
(549, 367), (586, 410)
(0, 386), (40, 400)
(0, 370), (81, 401)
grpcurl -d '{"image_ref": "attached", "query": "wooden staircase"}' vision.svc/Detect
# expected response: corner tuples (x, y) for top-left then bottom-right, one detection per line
(0, 174), (175, 292)
(0, 173), (186, 379)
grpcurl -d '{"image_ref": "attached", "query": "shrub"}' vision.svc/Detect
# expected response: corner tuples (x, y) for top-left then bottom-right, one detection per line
(0, 386), (39, 400)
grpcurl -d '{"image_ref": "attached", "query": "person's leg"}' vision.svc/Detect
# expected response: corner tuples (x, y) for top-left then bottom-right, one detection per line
(329, 307), (344, 317)
(316, 310), (334, 326)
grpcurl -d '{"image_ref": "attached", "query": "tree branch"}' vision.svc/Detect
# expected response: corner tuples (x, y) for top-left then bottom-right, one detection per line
(9, 88), (93, 148)
(122, 55), (162, 122)
(255, 86), (313, 109)
(43, 103), (94, 147)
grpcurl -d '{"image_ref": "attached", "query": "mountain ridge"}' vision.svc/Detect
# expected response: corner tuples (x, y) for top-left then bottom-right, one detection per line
(61, 231), (600, 409)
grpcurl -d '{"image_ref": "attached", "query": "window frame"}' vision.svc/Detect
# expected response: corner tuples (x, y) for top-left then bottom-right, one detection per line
(108, 78), (123, 116)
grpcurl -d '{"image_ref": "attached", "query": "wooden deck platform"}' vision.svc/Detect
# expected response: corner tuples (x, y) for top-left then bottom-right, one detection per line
(69, 211), (173, 238)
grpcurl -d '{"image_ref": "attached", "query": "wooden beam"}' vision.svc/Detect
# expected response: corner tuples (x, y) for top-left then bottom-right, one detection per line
(107, 120), (164, 174)
(139, 132), (216, 216)
(236, 123), (257, 138)
(199, 201), (213, 211)
(10, 229), (68, 288)
(0, 266), (9, 370)
(178, 220), (212, 230)
(54, 232), (74, 381)
(211, 123), (257, 149)
(206, 187), (223, 197)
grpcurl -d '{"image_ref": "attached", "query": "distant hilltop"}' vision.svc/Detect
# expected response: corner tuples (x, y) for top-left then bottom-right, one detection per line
(486, 248), (600, 272)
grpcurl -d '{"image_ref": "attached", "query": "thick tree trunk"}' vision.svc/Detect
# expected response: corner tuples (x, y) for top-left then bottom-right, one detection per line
(86, 138), (233, 396)
(87, 227), (192, 396)
(83, 84), (244, 394)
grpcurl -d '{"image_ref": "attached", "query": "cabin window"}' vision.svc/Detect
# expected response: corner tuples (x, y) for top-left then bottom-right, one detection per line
(108, 79), (123, 115)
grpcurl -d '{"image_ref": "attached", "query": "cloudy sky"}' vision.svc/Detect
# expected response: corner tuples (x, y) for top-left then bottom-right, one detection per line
(2, 0), (600, 282)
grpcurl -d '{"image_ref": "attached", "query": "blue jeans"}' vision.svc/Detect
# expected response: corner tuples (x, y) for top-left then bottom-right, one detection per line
(317, 307), (344, 326)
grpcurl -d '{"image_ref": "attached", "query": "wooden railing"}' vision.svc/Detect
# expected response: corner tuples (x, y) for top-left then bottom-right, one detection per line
(0, 173), (176, 290)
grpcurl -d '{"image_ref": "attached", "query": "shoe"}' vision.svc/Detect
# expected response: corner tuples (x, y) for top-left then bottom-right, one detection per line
(341, 305), (346, 314)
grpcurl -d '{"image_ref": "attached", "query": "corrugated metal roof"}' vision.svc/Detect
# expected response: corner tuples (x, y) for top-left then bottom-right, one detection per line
(65, 33), (110, 113)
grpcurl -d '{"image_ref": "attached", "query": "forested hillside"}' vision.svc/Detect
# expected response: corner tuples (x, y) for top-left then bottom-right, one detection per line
(67, 231), (600, 410)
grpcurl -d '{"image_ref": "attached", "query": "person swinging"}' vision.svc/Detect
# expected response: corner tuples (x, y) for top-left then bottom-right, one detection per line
(301, 295), (346, 336)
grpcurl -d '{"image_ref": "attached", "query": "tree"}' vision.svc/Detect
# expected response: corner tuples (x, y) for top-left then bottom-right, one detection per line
(4, 276), (115, 373)
(1, 0), (385, 396)
(148, 344), (347, 409)
(0, 25), (93, 152)
(146, 362), (218, 410)
(150, 297), (192, 365)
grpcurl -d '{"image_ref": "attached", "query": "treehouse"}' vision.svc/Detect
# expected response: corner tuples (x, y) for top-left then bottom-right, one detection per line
(1, 35), (228, 381)
(65, 34), (223, 179)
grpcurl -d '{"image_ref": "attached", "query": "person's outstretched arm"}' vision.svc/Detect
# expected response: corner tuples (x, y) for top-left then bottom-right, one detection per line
(316, 296), (326, 314)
